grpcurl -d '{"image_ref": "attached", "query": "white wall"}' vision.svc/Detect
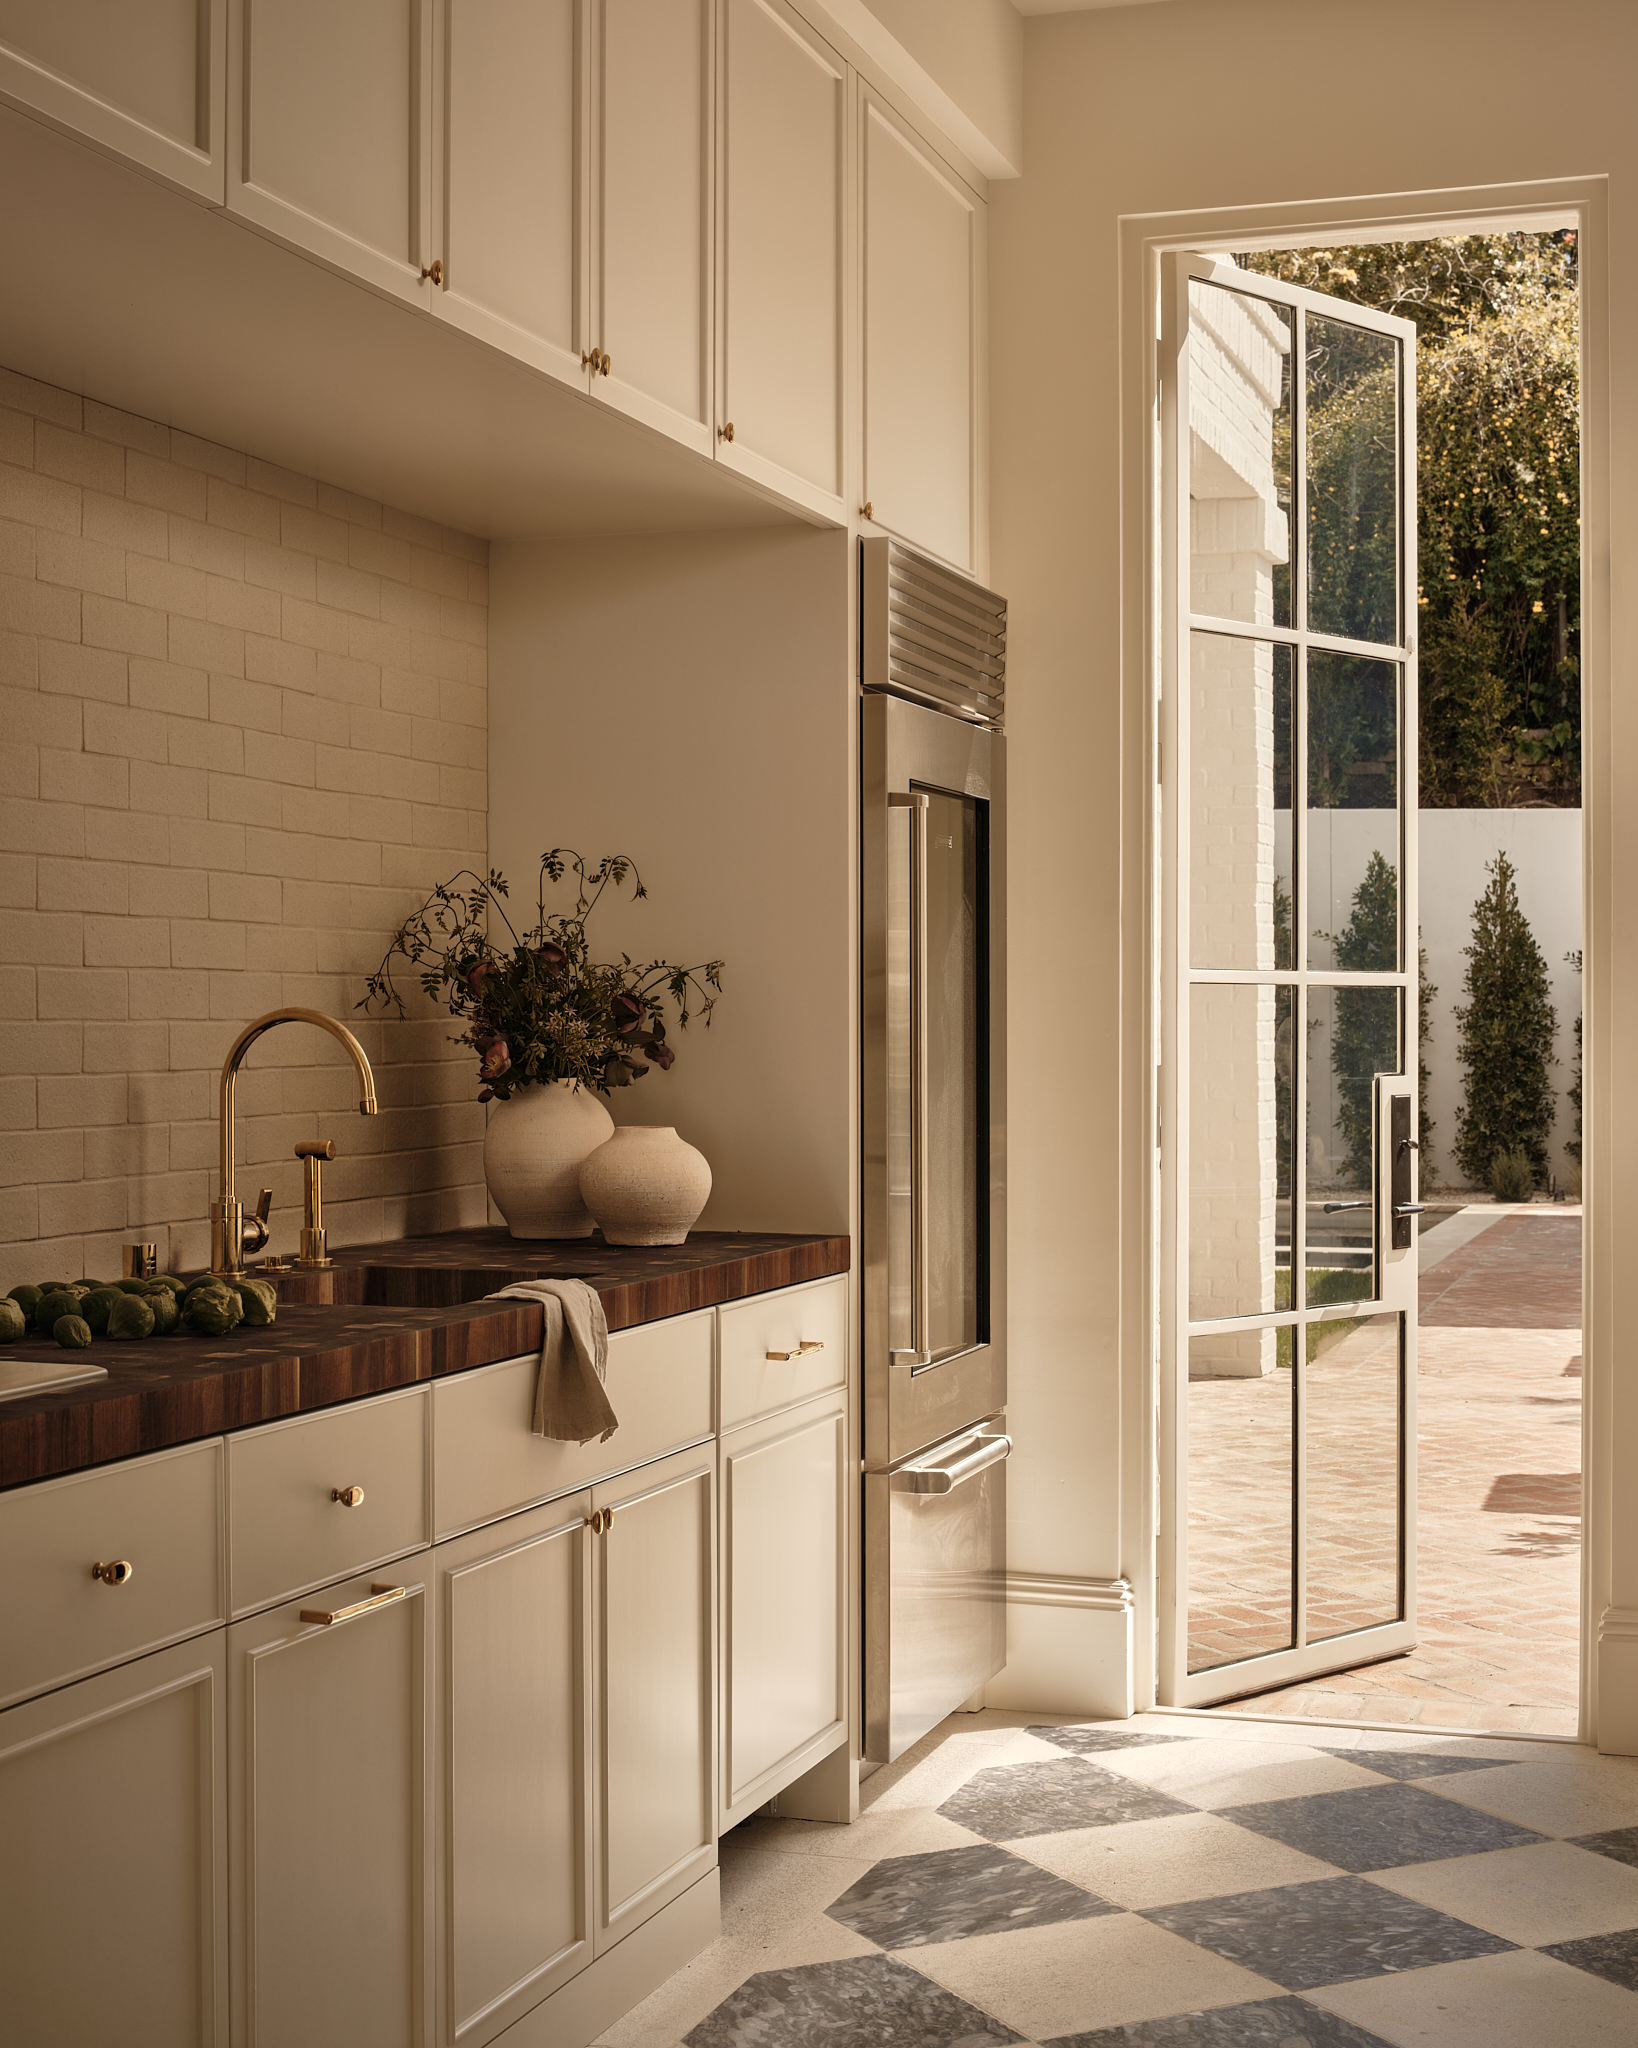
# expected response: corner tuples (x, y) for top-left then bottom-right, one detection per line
(487, 527), (854, 1238)
(840, 0), (1025, 176)
(989, 0), (1635, 1741)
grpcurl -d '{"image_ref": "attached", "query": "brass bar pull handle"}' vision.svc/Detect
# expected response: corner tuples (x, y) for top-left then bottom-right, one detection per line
(331, 1485), (365, 1508)
(92, 1559), (134, 1585)
(765, 1340), (825, 1361)
(300, 1583), (404, 1627)
(889, 791), (932, 1367)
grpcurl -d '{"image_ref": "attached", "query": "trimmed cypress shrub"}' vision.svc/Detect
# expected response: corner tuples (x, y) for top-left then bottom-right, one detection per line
(1454, 851), (1557, 1188)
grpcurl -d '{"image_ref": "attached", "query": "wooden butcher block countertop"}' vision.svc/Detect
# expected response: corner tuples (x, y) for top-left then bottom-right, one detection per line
(0, 1228), (849, 1491)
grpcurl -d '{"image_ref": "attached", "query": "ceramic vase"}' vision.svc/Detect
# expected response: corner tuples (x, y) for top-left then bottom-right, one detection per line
(578, 1126), (712, 1246)
(484, 1080), (615, 1239)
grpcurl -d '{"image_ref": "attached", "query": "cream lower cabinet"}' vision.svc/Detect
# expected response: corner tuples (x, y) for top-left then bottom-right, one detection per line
(227, 1559), (436, 2048)
(0, 1633), (230, 2047)
(719, 1388), (846, 1827)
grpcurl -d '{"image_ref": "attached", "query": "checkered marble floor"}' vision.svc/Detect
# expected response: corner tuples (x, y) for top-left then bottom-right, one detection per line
(593, 1710), (1638, 2048)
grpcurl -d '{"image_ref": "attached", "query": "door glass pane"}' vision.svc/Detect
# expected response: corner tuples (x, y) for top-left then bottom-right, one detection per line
(888, 790), (983, 1365)
(1307, 653), (1400, 969)
(1306, 1311), (1403, 1640)
(1307, 987), (1399, 1306)
(1190, 635), (1293, 970)
(1189, 983), (1294, 1321)
(1306, 315), (1400, 645)
(925, 790), (980, 1358)
(1187, 1332), (1294, 1671)
(1188, 282), (1294, 630)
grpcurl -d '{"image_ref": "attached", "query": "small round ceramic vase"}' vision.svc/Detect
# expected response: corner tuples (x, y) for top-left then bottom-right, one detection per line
(578, 1126), (712, 1246)
(484, 1079), (615, 1238)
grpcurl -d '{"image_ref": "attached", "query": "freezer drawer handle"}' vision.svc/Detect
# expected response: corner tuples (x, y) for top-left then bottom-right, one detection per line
(893, 1431), (1011, 1495)
(889, 790), (933, 1367)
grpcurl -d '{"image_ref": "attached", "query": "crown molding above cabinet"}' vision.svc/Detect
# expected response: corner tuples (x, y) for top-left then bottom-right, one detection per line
(0, 0), (986, 569)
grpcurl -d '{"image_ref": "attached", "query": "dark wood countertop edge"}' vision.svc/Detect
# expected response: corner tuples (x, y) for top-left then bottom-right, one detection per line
(0, 1235), (850, 1492)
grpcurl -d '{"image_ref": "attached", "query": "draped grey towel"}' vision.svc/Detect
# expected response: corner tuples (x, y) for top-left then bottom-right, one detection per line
(485, 1279), (617, 1444)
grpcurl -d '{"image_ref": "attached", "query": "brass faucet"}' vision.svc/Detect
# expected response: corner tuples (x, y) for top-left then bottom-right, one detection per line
(212, 1008), (378, 1275)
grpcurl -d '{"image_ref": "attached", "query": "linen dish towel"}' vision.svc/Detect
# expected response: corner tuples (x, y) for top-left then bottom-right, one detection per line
(485, 1278), (618, 1444)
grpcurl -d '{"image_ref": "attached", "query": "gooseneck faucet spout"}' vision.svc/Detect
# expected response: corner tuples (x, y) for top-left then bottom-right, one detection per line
(212, 1008), (379, 1275)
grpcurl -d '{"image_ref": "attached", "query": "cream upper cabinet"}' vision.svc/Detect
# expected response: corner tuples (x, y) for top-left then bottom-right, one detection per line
(593, 1442), (716, 1951)
(859, 85), (983, 574)
(715, 0), (847, 520)
(0, 0), (226, 200)
(228, 1561), (435, 2048)
(720, 1388), (846, 1828)
(228, 0), (435, 303)
(434, 0), (588, 387)
(587, 0), (714, 451)
(0, 1635), (230, 2047)
(433, 1494), (593, 2048)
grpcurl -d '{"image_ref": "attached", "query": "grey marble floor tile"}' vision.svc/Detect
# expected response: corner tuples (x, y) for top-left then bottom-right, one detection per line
(940, 1759), (1196, 1843)
(683, 1952), (1024, 2047)
(1139, 1874), (1517, 1991)
(1041, 1992), (1399, 2045)
(1222, 1782), (1548, 1871)
(1319, 1749), (1520, 1783)
(825, 1844), (1119, 1950)
(1028, 1727), (1191, 1759)
(1539, 1926), (1638, 1993)
(1573, 1825), (1638, 1870)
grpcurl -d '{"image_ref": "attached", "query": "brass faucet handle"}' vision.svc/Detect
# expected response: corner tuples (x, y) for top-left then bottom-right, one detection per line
(295, 1139), (335, 1160)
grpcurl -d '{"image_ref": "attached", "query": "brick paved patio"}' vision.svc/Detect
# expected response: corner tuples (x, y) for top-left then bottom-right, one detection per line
(1196, 1211), (1582, 1737)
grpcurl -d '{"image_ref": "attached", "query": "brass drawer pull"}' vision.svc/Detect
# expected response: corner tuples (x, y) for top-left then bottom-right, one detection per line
(765, 1340), (825, 1362)
(92, 1559), (134, 1586)
(300, 1583), (405, 1627)
(331, 1485), (365, 1508)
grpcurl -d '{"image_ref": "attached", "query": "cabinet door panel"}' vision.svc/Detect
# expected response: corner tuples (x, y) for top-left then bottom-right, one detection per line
(436, 1497), (592, 2048)
(0, 1635), (228, 2047)
(861, 90), (979, 573)
(229, 1563), (433, 2047)
(436, 0), (585, 385)
(591, 0), (711, 449)
(717, 0), (845, 518)
(0, 0), (225, 200)
(722, 1394), (845, 1824)
(594, 1446), (715, 1949)
(231, 0), (432, 300)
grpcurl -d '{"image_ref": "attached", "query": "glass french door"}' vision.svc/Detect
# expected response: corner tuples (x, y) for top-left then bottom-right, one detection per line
(1158, 253), (1421, 1706)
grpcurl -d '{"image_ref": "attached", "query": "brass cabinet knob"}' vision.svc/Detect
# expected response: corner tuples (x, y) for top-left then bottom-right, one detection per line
(420, 259), (443, 285)
(860, 501), (873, 521)
(331, 1485), (365, 1508)
(586, 1506), (617, 1533)
(598, 350), (612, 376)
(718, 422), (735, 442)
(582, 349), (598, 370)
(92, 1560), (134, 1586)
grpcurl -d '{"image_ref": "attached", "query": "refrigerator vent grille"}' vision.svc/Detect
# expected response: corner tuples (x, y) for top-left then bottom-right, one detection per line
(861, 538), (1006, 727)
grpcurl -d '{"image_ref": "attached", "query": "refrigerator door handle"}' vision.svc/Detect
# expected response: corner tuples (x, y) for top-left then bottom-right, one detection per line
(889, 789), (932, 1368)
(892, 1431), (1012, 1495)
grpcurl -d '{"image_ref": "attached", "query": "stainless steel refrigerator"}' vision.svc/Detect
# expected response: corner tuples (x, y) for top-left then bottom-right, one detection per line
(860, 536), (1008, 1763)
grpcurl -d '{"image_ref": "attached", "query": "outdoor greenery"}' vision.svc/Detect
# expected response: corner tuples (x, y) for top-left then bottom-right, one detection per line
(1488, 1148), (1537, 1203)
(1566, 948), (1583, 1168)
(1454, 851), (1557, 1188)
(1241, 234), (1581, 807)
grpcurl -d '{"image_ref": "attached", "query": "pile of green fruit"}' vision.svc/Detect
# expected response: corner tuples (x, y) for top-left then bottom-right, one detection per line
(0, 1272), (278, 1350)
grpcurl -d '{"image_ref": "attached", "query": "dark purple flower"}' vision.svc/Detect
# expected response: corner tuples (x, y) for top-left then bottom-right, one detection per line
(465, 957), (495, 1000)
(642, 1040), (675, 1071)
(481, 1038), (512, 1080)
(611, 990), (646, 1037)
(536, 940), (568, 974)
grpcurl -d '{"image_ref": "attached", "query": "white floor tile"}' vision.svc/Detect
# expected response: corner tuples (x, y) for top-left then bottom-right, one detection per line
(1310, 1947), (1638, 2047)
(1094, 1734), (1387, 1807)
(1421, 1755), (1638, 1837)
(900, 1909), (1284, 2039)
(1368, 1838), (1638, 1946)
(1005, 1808), (1344, 1910)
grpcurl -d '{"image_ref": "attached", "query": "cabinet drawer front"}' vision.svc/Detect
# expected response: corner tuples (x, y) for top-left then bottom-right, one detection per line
(228, 1387), (430, 1617)
(0, 1441), (224, 1710)
(718, 1275), (847, 1429)
(434, 1310), (714, 1540)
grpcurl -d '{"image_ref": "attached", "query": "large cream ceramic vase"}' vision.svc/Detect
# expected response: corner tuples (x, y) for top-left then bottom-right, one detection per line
(484, 1080), (615, 1239)
(578, 1126), (712, 1246)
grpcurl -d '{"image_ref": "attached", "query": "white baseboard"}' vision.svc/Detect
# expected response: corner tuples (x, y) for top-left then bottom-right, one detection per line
(982, 1575), (1135, 1719)
(1597, 1606), (1638, 1754)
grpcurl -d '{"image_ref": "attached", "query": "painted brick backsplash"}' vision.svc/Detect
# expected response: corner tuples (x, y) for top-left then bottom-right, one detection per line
(0, 366), (489, 1285)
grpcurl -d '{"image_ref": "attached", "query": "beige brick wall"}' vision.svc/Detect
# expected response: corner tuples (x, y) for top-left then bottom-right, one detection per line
(0, 366), (489, 1287)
